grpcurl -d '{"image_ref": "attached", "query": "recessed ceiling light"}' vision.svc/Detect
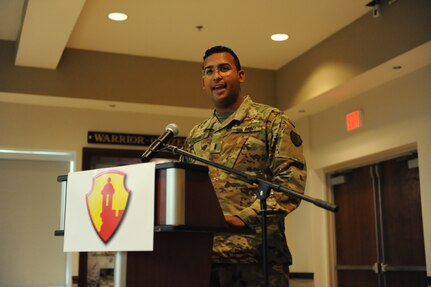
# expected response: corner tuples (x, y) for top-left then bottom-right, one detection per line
(108, 12), (128, 21)
(271, 33), (289, 41)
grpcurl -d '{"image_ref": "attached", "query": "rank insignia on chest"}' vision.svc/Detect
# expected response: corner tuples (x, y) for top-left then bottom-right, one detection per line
(210, 142), (222, 153)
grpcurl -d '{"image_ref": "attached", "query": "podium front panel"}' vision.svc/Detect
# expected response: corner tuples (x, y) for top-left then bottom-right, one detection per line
(155, 162), (227, 228)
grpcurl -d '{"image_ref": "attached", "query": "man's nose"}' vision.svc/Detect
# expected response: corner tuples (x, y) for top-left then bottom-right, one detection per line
(212, 69), (223, 80)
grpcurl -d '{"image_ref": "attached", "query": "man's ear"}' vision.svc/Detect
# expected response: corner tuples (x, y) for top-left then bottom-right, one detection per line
(239, 70), (245, 83)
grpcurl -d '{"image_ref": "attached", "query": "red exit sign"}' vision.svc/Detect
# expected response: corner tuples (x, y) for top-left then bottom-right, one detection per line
(346, 110), (363, 131)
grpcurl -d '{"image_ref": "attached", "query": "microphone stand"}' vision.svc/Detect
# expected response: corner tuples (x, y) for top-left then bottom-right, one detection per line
(163, 144), (338, 287)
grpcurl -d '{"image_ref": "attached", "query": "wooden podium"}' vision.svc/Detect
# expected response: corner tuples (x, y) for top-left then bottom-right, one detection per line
(57, 162), (249, 287)
(125, 162), (228, 287)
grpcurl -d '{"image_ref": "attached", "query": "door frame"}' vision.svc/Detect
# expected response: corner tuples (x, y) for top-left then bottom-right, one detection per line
(323, 143), (418, 287)
(0, 147), (76, 287)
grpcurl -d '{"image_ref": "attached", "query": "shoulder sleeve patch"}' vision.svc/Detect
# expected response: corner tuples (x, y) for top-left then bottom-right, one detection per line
(290, 130), (303, 147)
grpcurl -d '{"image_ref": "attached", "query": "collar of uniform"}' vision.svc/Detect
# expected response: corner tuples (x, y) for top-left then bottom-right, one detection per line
(209, 95), (253, 131)
(232, 95), (253, 122)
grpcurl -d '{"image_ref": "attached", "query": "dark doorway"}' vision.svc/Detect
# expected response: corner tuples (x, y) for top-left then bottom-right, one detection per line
(331, 153), (426, 287)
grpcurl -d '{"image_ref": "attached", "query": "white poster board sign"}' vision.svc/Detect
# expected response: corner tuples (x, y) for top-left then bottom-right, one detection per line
(64, 163), (155, 252)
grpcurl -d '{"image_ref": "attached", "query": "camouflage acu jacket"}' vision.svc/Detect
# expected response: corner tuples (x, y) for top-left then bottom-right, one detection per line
(182, 96), (306, 265)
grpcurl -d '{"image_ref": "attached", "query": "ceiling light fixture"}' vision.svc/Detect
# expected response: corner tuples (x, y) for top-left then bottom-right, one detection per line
(108, 12), (128, 22)
(271, 34), (289, 42)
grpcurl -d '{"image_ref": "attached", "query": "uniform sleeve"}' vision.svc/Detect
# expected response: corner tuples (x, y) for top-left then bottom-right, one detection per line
(268, 113), (306, 213)
(237, 112), (306, 227)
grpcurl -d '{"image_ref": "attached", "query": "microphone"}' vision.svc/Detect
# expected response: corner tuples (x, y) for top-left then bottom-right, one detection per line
(140, 123), (179, 162)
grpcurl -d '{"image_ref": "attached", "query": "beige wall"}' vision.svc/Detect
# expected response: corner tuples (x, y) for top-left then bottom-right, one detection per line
(287, 64), (431, 286)
(0, 158), (69, 286)
(276, 0), (431, 110)
(0, 40), (276, 109)
(0, 94), (211, 170)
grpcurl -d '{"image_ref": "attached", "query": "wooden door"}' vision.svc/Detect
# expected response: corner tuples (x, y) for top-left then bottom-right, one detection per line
(332, 154), (426, 287)
(377, 157), (426, 286)
(333, 165), (379, 287)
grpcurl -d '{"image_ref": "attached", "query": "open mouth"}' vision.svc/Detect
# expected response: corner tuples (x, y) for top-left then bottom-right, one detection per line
(212, 84), (226, 92)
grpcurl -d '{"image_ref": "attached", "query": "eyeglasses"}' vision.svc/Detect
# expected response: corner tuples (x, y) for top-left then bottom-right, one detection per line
(201, 64), (235, 77)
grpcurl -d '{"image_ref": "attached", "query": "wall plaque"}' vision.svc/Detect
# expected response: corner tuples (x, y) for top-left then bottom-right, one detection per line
(88, 131), (186, 147)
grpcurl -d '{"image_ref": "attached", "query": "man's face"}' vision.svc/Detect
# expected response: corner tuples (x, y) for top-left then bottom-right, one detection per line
(201, 52), (245, 112)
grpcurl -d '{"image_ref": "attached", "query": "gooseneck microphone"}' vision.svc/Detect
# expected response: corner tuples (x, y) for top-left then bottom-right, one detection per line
(140, 123), (179, 162)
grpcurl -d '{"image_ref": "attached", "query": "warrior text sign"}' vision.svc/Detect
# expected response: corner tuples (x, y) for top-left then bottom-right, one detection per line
(64, 163), (155, 252)
(88, 131), (186, 147)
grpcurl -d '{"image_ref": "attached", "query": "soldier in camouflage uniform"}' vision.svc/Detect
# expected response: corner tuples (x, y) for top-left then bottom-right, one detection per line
(183, 46), (306, 286)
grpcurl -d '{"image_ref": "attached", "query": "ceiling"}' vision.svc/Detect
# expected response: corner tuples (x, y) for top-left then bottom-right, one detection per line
(0, 0), (372, 70)
(1, 0), (429, 121)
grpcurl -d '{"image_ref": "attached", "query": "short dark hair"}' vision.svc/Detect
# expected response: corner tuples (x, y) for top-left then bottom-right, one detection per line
(203, 46), (242, 70)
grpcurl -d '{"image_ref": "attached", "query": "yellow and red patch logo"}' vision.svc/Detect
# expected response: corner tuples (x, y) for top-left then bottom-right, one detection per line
(86, 170), (131, 243)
